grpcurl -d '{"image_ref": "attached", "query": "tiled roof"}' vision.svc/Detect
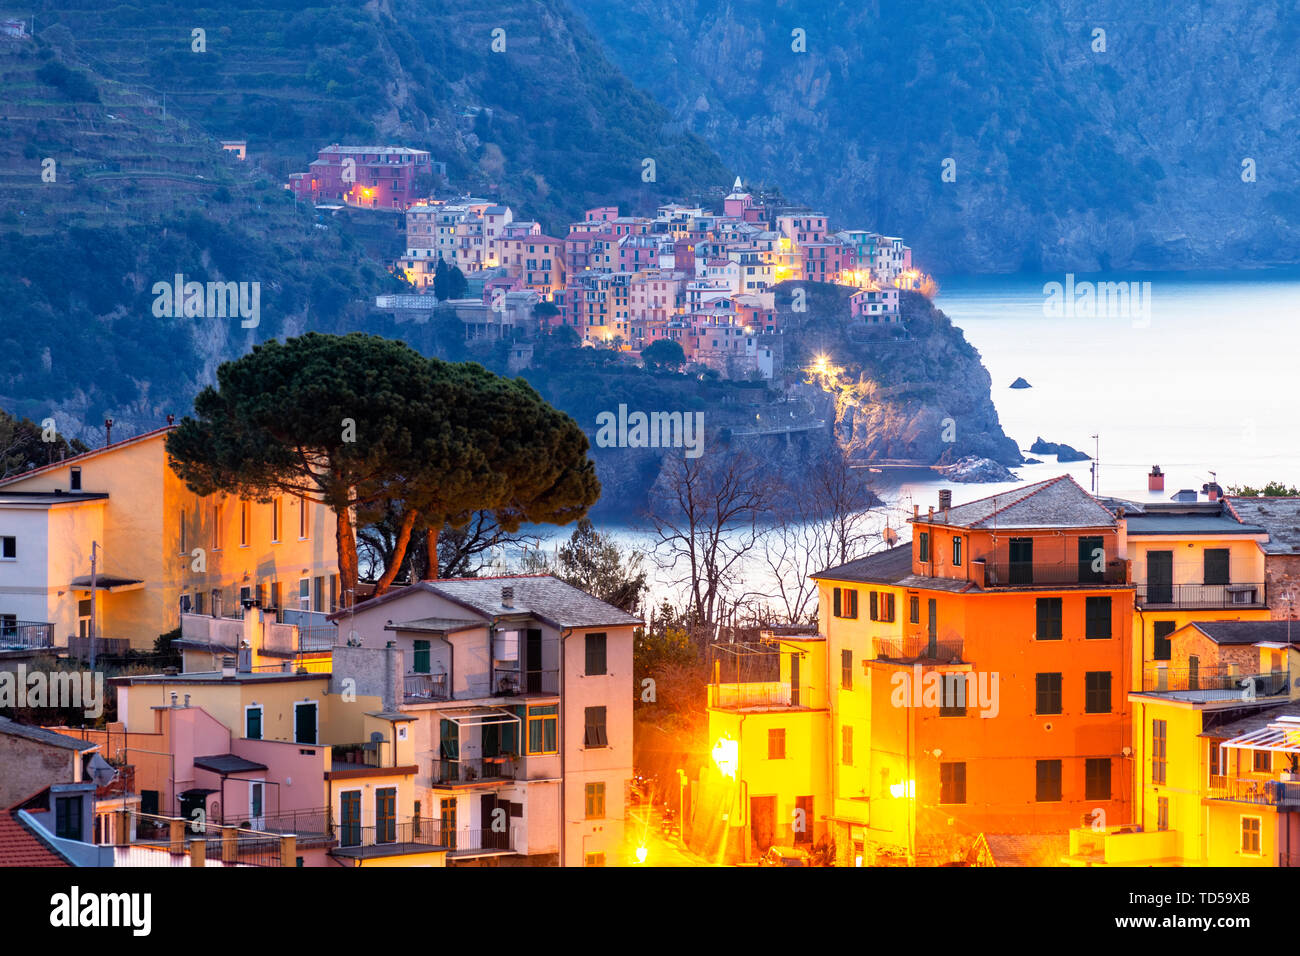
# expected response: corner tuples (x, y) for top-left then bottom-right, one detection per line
(0, 718), (99, 752)
(1189, 621), (1300, 646)
(0, 425), (174, 487)
(812, 544), (912, 584)
(0, 809), (70, 867)
(1225, 497), (1300, 554)
(193, 754), (268, 774)
(921, 475), (1117, 530)
(977, 832), (1069, 867)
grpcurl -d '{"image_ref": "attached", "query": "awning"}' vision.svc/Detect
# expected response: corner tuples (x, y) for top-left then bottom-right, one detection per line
(438, 706), (520, 728)
(69, 574), (145, 593)
(1219, 716), (1300, 754)
(194, 754), (269, 774)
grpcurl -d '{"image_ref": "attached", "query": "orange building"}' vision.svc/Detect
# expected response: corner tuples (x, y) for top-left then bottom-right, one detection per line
(816, 476), (1135, 865)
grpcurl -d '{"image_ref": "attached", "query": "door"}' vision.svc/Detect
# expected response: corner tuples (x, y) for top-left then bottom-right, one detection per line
(927, 599), (938, 658)
(340, 791), (361, 847)
(440, 797), (457, 849)
(751, 795), (776, 855)
(1078, 536), (1104, 583)
(1147, 551), (1173, 604)
(526, 628), (543, 693)
(1188, 655), (1200, 691)
(440, 719), (460, 782)
(376, 787), (396, 844)
(794, 795), (814, 845)
(1009, 538), (1033, 585)
(481, 793), (506, 850)
(294, 702), (317, 745)
(248, 781), (265, 830)
(790, 653), (801, 707)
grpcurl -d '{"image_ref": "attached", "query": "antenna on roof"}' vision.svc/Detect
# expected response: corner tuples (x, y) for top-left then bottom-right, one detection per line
(1090, 433), (1099, 493)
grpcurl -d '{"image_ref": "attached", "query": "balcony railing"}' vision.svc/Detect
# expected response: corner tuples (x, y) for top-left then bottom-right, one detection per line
(432, 756), (518, 785)
(981, 561), (1127, 588)
(404, 672), (450, 701)
(0, 621), (53, 649)
(65, 636), (131, 659)
(874, 637), (965, 663)
(1207, 777), (1300, 808)
(255, 807), (334, 840)
(1135, 582), (1265, 609)
(336, 820), (445, 850)
(1141, 666), (1290, 699)
(331, 743), (381, 768)
(443, 826), (518, 855)
(490, 667), (559, 696)
(709, 682), (795, 709)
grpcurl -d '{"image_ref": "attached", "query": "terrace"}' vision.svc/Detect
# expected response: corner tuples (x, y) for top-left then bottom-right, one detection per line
(1139, 665), (1290, 702)
(1135, 581), (1266, 610)
(0, 620), (53, 650)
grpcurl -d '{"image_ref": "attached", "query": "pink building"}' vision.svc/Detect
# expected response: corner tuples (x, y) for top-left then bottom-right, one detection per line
(288, 145), (433, 209)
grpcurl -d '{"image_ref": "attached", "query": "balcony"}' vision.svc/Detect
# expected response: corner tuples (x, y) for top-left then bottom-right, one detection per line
(489, 667), (558, 697)
(0, 620), (53, 650)
(404, 672), (450, 702)
(709, 681), (800, 709)
(874, 636), (965, 664)
(1207, 776), (1300, 808)
(979, 561), (1127, 589)
(334, 820), (445, 854)
(432, 756), (518, 786)
(444, 826), (518, 856)
(1135, 582), (1265, 610)
(1140, 666), (1289, 701)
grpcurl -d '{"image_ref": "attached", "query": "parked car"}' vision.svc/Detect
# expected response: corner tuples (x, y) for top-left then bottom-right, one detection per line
(759, 846), (811, 867)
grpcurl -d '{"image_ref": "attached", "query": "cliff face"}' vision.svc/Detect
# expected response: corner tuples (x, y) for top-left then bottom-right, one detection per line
(569, 0), (1300, 273)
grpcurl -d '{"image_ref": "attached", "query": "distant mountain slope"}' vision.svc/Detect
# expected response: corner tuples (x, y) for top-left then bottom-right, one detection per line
(569, 0), (1300, 273)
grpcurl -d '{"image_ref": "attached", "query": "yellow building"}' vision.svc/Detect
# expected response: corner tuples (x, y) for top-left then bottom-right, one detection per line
(701, 633), (830, 863)
(0, 426), (339, 651)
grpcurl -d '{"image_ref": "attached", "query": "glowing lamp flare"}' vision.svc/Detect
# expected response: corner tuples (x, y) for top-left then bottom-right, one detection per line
(712, 736), (738, 778)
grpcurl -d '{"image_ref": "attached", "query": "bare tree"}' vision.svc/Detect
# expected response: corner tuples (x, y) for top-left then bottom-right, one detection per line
(646, 449), (774, 636)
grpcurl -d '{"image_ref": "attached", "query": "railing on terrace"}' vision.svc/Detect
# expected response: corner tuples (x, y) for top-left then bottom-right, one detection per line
(124, 811), (284, 866)
(980, 561), (1127, 588)
(1207, 776), (1300, 808)
(1141, 666), (1290, 699)
(432, 756), (518, 785)
(336, 820), (444, 850)
(1135, 582), (1265, 609)
(0, 621), (53, 649)
(490, 667), (559, 696)
(874, 637), (965, 663)
(405, 672), (450, 701)
(299, 625), (337, 652)
(709, 682), (795, 709)
(256, 807), (334, 840)
(65, 636), (131, 659)
(332, 742), (382, 768)
(443, 826), (518, 855)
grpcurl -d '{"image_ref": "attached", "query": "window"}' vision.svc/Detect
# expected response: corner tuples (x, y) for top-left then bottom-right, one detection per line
(1153, 621), (1175, 661)
(1152, 719), (1167, 784)
(1085, 672), (1112, 714)
(585, 851), (607, 866)
(299, 499), (309, 539)
(70, 467), (81, 491)
(314, 576), (324, 613)
(299, 578), (310, 611)
(1085, 596), (1111, 639)
(832, 587), (858, 619)
(939, 674), (967, 716)
(841, 649), (853, 690)
(1204, 548), (1230, 586)
(239, 501), (250, 546)
(271, 499), (281, 542)
(412, 640), (430, 673)
(1086, 758), (1111, 801)
(294, 702), (318, 745)
(918, 531), (930, 562)
(1241, 816), (1261, 854)
(54, 795), (83, 840)
(585, 633), (607, 675)
(1254, 749), (1271, 773)
(1157, 796), (1169, 832)
(881, 593), (896, 622)
(909, 595), (920, 625)
(1036, 673), (1062, 715)
(0, 536), (15, 560)
(868, 591), (878, 620)
(1210, 739), (1225, 779)
(212, 504), (223, 549)
(270, 581), (281, 610)
(768, 728), (786, 760)
(527, 704), (558, 755)
(1036, 760), (1062, 802)
(1035, 597), (1062, 640)
(940, 762), (966, 804)
(179, 508), (187, 554)
(584, 706), (608, 747)
(1077, 535), (1105, 583)
(585, 782), (606, 819)
(952, 536), (962, 567)
(841, 725), (853, 765)
(245, 706), (262, 740)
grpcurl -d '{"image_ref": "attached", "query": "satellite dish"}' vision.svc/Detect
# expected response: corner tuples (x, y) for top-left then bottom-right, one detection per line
(883, 526), (899, 546)
(87, 752), (117, 788)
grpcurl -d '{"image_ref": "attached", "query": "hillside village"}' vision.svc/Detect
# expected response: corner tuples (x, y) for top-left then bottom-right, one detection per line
(289, 144), (918, 380)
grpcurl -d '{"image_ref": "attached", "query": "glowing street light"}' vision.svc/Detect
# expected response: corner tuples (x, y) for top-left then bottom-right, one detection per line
(712, 736), (738, 779)
(888, 779), (915, 799)
(635, 845), (649, 864)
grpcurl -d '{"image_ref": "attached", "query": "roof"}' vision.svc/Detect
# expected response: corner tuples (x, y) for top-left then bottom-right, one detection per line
(919, 475), (1118, 530)
(342, 575), (642, 630)
(0, 807), (70, 867)
(385, 616), (483, 635)
(1125, 511), (1263, 536)
(0, 492), (108, 507)
(111, 670), (326, 687)
(68, 574), (143, 590)
(0, 426), (173, 487)
(812, 544), (912, 584)
(193, 754), (268, 775)
(1186, 621), (1300, 646)
(1225, 497), (1300, 554)
(974, 833), (1069, 867)
(0, 718), (98, 752)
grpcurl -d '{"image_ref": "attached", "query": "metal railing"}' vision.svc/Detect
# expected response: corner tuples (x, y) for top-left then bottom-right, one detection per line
(874, 636), (965, 663)
(65, 636), (131, 658)
(255, 807), (334, 839)
(336, 820), (444, 850)
(0, 621), (53, 649)
(709, 682), (794, 709)
(298, 625), (337, 652)
(490, 667), (559, 696)
(981, 561), (1127, 588)
(1135, 582), (1265, 609)
(124, 811), (284, 866)
(404, 672), (450, 701)
(432, 756), (518, 785)
(332, 743), (382, 768)
(1141, 666), (1289, 698)
(1207, 777), (1300, 808)
(443, 826), (518, 854)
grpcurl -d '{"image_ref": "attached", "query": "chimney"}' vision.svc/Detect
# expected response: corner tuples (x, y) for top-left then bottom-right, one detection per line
(501, 585), (514, 609)
(221, 655), (236, 679)
(237, 645), (252, 673)
(383, 640), (401, 712)
(913, 504), (919, 521)
(170, 692), (178, 706)
(938, 489), (953, 512)
(1148, 465), (1164, 493)
(183, 694), (191, 708)
(928, 505), (934, 521)
(1207, 484), (1221, 503)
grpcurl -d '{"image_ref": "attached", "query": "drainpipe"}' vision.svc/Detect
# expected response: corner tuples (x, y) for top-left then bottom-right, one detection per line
(560, 627), (572, 866)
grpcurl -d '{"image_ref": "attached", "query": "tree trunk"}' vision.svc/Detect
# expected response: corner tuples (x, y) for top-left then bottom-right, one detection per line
(423, 522), (441, 581)
(335, 502), (360, 602)
(372, 508), (419, 596)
